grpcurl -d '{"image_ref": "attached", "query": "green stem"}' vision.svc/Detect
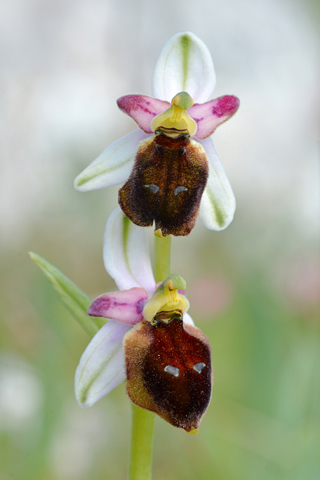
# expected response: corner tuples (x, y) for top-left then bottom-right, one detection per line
(129, 405), (155, 480)
(154, 235), (172, 282)
(128, 234), (172, 480)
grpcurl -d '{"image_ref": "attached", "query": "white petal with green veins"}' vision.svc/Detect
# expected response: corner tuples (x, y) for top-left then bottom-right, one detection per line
(152, 32), (216, 104)
(198, 137), (236, 230)
(74, 129), (148, 191)
(103, 206), (155, 292)
(75, 320), (130, 407)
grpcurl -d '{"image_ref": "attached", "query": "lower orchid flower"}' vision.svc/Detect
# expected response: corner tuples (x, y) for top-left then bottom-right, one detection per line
(74, 32), (239, 237)
(75, 206), (212, 433)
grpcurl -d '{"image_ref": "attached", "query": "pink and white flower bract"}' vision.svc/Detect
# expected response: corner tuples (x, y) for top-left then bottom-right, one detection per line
(74, 32), (239, 232)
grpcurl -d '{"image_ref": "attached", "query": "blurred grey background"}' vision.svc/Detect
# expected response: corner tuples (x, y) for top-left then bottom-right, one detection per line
(1, 0), (319, 479)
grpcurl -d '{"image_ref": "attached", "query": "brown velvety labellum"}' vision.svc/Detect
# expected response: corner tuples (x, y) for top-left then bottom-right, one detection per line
(124, 318), (212, 432)
(118, 133), (209, 236)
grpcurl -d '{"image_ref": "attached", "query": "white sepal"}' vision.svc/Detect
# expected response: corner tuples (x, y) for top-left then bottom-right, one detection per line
(183, 312), (195, 326)
(152, 32), (216, 104)
(75, 320), (130, 407)
(74, 129), (148, 191)
(104, 206), (155, 292)
(198, 137), (236, 231)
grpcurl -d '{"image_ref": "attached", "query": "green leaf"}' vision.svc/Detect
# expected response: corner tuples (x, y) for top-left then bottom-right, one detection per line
(30, 252), (104, 337)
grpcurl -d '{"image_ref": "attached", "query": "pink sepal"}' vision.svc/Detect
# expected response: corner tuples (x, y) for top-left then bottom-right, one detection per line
(88, 287), (149, 324)
(117, 95), (170, 134)
(190, 95), (240, 139)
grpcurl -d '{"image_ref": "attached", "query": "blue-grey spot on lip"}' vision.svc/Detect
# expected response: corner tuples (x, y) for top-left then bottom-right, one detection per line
(193, 362), (206, 374)
(174, 186), (188, 196)
(164, 365), (180, 377)
(144, 184), (159, 194)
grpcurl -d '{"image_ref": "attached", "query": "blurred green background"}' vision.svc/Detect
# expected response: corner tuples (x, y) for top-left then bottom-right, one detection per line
(1, 0), (319, 479)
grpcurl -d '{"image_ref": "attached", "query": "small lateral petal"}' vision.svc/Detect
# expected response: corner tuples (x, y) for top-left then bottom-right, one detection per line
(189, 96), (240, 139)
(75, 320), (130, 407)
(103, 206), (155, 292)
(74, 129), (148, 192)
(152, 32), (215, 104)
(117, 95), (169, 134)
(198, 138), (236, 230)
(88, 288), (149, 324)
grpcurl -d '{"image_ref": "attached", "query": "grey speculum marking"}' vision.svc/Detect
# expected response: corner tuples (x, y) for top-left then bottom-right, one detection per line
(193, 362), (206, 373)
(144, 184), (159, 194)
(164, 365), (180, 377)
(174, 185), (188, 196)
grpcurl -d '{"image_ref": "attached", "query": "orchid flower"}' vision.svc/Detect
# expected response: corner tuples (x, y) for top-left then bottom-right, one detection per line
(74, 32), (239, 236)
(75, 206), (212, 433)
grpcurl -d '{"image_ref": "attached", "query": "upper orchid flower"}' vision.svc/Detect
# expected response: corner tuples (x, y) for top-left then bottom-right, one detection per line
(74, 32), (239, 236)
(75, 206), (212, 433)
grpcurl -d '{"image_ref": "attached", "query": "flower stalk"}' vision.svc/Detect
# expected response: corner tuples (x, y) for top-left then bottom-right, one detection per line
(129, 233), (172, 479)
(129, 405), (155, 480)
(154, 234), (171, 283)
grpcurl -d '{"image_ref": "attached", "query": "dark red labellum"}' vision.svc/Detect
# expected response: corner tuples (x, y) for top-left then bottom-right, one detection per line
(119, 133), (208, 236)
(124, 318), (212, 432)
